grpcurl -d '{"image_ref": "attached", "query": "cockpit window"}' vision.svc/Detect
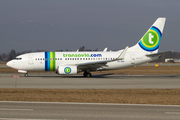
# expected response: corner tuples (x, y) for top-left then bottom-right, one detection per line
(14, 58), (22, 60)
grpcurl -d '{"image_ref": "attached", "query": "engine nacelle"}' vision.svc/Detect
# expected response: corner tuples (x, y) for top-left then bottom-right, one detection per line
(57, 65), (77, 74)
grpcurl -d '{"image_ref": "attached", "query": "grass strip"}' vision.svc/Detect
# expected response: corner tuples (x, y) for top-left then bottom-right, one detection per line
(0, 89), (180, 105)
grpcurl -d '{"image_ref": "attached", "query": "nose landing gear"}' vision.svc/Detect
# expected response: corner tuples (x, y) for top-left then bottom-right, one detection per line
(24, 73), (28, 77)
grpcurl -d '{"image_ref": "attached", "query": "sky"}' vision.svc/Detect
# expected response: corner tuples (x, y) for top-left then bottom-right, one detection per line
(0, 0), (180, 54)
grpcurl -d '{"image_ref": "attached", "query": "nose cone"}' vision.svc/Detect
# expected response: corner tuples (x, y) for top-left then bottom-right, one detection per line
(6, 61), (13, 68)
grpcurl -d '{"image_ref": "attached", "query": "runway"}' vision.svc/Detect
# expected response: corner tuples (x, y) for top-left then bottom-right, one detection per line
(0, 73), (180, 89)
(0, 101), (180, 120)
(1, 73), (180, 119)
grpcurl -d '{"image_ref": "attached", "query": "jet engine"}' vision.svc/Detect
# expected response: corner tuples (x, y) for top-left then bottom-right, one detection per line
(57, 65), (77, 74)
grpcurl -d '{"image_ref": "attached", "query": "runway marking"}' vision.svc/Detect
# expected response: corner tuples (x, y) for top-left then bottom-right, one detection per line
(0, 101), (180, 107)
(0, 118), (61, 120)
(0, 118), (62, 120)
(0, 108), (33, 111)
(165, 112), (180, 114)
(11, 76), (21, 78)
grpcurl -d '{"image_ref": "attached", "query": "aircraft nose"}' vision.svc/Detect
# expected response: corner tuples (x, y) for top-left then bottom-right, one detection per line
(6, 61), (13, 68)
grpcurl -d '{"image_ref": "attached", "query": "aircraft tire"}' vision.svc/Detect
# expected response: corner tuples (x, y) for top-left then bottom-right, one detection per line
(83, 72), (87, 77)
(24, 73), (28, 77)
(87, 73), (92, 77)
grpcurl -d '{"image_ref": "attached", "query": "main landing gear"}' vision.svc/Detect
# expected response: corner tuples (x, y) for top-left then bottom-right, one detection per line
(83, 71), (92, 77)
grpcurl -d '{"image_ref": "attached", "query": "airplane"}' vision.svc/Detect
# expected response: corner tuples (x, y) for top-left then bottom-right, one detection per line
(6, 17), (170, 77)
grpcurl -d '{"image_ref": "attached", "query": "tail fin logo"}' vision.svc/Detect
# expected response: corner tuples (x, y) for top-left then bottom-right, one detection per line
(138, 26), (162, 51)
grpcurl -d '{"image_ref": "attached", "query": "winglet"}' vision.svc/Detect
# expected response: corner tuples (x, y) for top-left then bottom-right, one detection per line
(113, 46), (128, 61)
(118, 46), (129, 60)
(103, 47), (108, 52)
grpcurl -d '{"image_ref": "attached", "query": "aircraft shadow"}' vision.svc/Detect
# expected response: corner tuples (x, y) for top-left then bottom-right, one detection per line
(25, 74), (179, 78)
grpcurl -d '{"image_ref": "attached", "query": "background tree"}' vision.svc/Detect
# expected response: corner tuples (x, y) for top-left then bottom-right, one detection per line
(79, 46), (85, 51)
(8, 49), (16, 60)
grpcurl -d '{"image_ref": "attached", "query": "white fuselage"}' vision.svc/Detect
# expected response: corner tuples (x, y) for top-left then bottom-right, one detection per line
(6, 50), (158, 72)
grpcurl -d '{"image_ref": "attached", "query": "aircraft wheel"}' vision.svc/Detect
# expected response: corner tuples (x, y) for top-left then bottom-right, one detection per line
(24, 73), (28, 77)
(83, 72), (92, 77)
(87, 73), (92, 77)
(83, 72), (87, 77)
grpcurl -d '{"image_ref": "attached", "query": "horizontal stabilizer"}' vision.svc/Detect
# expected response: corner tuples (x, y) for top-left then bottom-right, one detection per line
(146, 51), (172, 57)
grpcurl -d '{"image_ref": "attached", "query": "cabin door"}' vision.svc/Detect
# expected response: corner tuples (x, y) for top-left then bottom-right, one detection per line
(28, 54), (34, 65)
(131, 54), (135, 64)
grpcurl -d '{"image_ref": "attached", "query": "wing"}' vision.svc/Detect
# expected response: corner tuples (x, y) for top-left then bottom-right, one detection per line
(77, 60), (111, 70)
(76, 46), (129, 70)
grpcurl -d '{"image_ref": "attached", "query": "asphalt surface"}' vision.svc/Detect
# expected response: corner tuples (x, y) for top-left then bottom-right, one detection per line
(0, 73), (180, 89)
(0, 65), (7, 68)
(0, 101), (180, 120)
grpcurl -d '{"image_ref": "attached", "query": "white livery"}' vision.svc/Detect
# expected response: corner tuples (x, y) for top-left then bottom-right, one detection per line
(7, 18), (170, 77)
